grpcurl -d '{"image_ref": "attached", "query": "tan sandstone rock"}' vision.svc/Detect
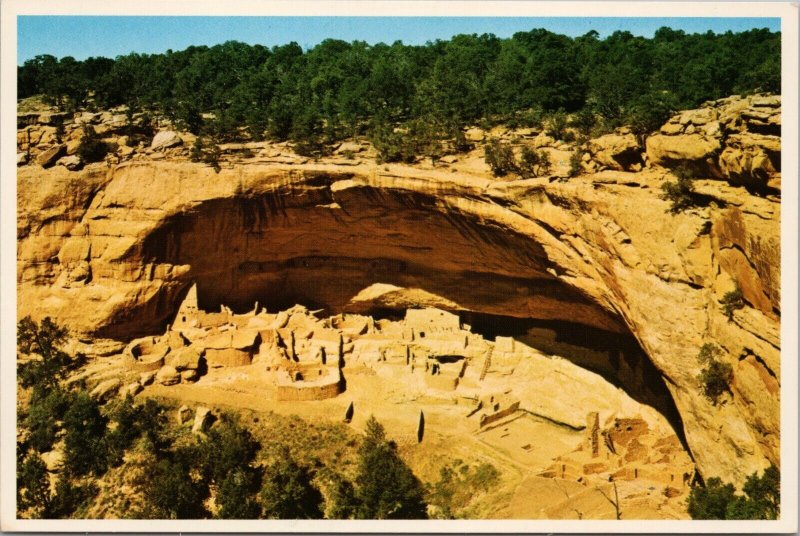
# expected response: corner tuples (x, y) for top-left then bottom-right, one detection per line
(156, 365), (181, 386)
(176, 404), (193, 424)
(35, 144), (66, 168)
(41, 449), (64, 472)
(587, 132), (642, 171)
(57, 154), (82, 171)
(165, 345), (203, 371)
(150, 130), (183, 151)
(192, 406), (213, 434)
(90, 378), (121, 402)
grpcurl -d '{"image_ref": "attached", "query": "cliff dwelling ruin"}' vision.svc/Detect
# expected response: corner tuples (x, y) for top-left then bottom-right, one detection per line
(109, 280), (696, 515)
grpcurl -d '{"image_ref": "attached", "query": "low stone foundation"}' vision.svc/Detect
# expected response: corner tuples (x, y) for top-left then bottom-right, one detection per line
(275, 368), (343, 401)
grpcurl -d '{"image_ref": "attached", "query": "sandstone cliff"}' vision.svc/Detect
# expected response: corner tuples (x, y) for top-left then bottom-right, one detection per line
(16, 97), (780, 486)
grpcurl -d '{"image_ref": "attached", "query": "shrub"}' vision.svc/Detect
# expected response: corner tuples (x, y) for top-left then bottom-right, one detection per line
(44, 474), (98, 519)
(696, 343), (732, 404)
(688, 464), (780, 520)
(174, 102), (204, 134)
(569, 108), (597, 137)
(484, 138), (517, 176)
(76, 125), (109, 163)
(625, 90), (679, 140)
(406, 118), (444, 165)
(427, 460), (500, 519)
(661, 164), (697, 213)
(720, 286), (745, 320)
(369, 117), (448, 165)
(205, 108), (239, 143)
(196, 416), (262, 518)
(732, 464), (780, 520)
(190, 137), (221, 173)
(54, 116), (65, 143)
(290, 109), (333, 159)
(568, 151), (584, 177)
(513, 106), (544, 129)
(518, 146), (551, 178)
(199, 416), (260, 485)
(698, 360), (734, 403)
(450, 124), (473, 154)
(544, 109), (568, 140)
(18, 416), (101, 519)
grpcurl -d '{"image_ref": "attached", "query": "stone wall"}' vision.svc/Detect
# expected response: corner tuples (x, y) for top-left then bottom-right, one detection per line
(205, 347), (252, 367)
(479, 401), (521, 429)
(275, 369), (343, 401)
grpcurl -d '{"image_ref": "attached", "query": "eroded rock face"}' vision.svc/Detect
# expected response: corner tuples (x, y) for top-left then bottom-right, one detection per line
(646, 94), (781, 191)
(16, 100), (780, 487)
(587, 131), (643, 172)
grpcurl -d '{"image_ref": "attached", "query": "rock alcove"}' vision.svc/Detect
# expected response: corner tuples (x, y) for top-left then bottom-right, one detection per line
(135, 182), (687, 445)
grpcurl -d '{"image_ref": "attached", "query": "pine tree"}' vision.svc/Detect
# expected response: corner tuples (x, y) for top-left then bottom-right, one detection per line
(354, 416), (428, 519)
(259, 449), (324, 519)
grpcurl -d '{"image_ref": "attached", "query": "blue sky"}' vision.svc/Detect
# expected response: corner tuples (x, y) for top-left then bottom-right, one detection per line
(18, 16), (780, 64)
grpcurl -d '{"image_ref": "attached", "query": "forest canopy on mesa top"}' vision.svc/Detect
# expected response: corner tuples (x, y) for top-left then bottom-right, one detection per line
(18, 27), (779, 144)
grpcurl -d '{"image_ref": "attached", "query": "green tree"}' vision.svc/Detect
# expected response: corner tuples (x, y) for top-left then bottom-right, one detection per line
(25, 386), (72, 453)
(518, 146), (552, 178)
(259, 449), (324, 519)
(484, 138), (517, 177)
(190, 136), (222, 172)
(290, 107), (332, 158)
(104, 395), (142, 467)
(696, 343), (733, 404)
(17, 28), (781, 149)
(688, 465), (780, 520)
(17, 453), (51, 517)
(544, 109), (569, 140)
(625, 90), (679, 140)
(688, 477), (736, 519)
(62, 392), (108, 476)
(426, 460), (500, 519)
(217, 468), (262, 519)
(44, 474), (98, 519)
(77, 125), (109, 164)
(354, 416), (428, 519)
(145, 452), (209, 519)
(568, 151), (584, 177)
(17, 316), (73, 390)
(661, 164), (699, 213)
(568, 107), (597, 137)
(18, 54), (59, 99)
(321, 470), (358, 519)
(199, 417), (260, 484)
(730, 464), (780, 520)
(369, 117), (417, 164)
(720, 286), (745, 320)
(195, 416), (262, 518)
